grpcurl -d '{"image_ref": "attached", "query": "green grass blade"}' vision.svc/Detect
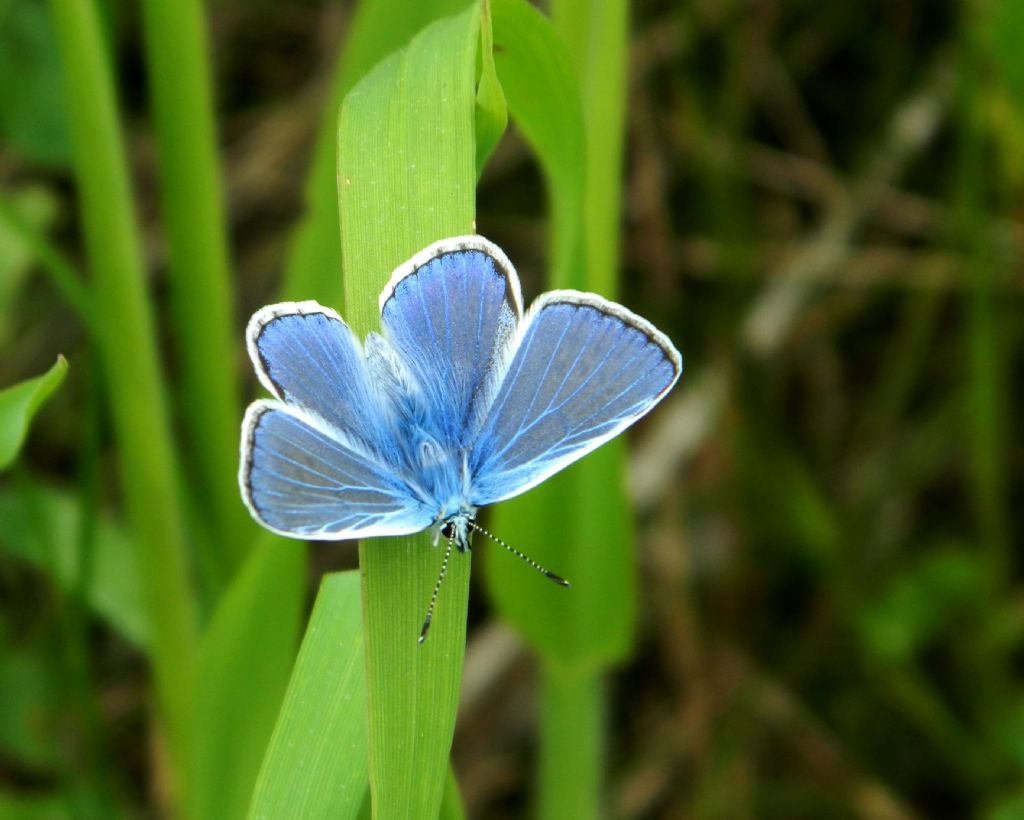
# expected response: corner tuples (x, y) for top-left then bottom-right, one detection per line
(338, 6), (479, 816)
(0, 355), (66, 470)
(474, 0), (507, 174)
(438, 767), (466, 820)
(246, 571), (367, 820)
(539, 666), (602, 820)
(957, 18), (1017, 743)
(548, 4), (633, 815)
(0, 480), (146, 649)
(486, 0), (633, 668)
(552, 0), (628, 298)
(135, 0), (247, 570)
(50, 0), (197, 805)
(959, 7), (1009, 573)
(486, 2), (632, 814)
(0, 0), (71, 167)
(189, 541), (306, 820)
(490, 0), (584, 285)
(279, 0), (469, 307)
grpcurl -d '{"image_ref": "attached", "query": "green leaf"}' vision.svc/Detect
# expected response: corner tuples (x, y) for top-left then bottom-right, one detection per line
(338, 5), (479, 816)
(538, 666), (602, 820)
(856, 547), (987, 663)
(491, 0), (585, 286)
(279, 0), (469, 308)
(136, 0), (250, 571)
(486, 5), (632, 813)
(0, 481), (146, 649)
(486, 0), (633, 671)
(552, 0), (629, 297)
(0, 0), (72, 166)
(990, 0), (1024, 96)
(488, 447), (634, 670)
(188, 540), (306, 820)
(474, 0), (507, 174)
(246, 572), (366, 820)
(438, 767), (466, 820)
(988, 0), (1024, 193)
(52, 0), (197, 799)
(0, 356), (67, 470)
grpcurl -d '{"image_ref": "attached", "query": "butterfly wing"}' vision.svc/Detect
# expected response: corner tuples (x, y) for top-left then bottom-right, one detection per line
(248, 301), (391, 455)
(379, 236), (523, 448)
(469, 291), (681, 505)
(243, 301), (432, 539)
(240, 401), (433, 539)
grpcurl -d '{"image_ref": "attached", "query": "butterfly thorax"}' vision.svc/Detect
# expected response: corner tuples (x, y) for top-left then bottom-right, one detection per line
(439, 511), (476, 552)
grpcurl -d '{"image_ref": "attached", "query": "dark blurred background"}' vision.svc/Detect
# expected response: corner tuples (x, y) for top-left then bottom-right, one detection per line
(2, 0), (1023, 818)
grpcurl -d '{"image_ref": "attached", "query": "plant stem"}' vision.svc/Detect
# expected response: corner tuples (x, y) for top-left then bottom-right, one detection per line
(957, 4), (1008, 576)
(50, 0), (197, 807)
(137, 0), (248, 575)
(539, 664), (603, 820)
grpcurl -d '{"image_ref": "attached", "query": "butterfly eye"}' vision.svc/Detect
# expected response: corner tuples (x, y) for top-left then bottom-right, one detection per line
(440, 521), (456, 540)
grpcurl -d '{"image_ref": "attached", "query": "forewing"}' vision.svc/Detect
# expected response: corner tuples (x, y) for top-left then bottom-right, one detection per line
(469, 291), (681, 505)
(240, 401), (433, 540)
(379, 236), (522, 449)
(247, 301), (388, 455)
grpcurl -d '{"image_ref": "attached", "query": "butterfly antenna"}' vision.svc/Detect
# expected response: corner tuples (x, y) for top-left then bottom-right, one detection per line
(419, 535), (455, 644)
(469, 522), (570, 587)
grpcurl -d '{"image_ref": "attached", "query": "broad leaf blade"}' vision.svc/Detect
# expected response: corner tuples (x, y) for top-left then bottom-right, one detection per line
(491, 0), (584, 286)
(0, 1), (72, 166)
(338, 6), (479, 816)
(247, 571), (366, 820)
(189, 540), (306, 820)
(486, 0), (633, 669)
(487, 4), (634, 815)
(280, 0), (470, 308)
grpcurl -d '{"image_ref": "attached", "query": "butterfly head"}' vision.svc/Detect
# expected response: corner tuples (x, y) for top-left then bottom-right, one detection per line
(419, 508), (569, 643)
(438, 509), (476, 552)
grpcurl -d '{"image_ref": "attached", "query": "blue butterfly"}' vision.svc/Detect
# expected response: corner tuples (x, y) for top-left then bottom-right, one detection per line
(240, 236), (681, 639)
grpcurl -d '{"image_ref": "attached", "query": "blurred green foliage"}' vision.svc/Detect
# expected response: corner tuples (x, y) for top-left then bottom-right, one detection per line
(0, 0), (70, 166)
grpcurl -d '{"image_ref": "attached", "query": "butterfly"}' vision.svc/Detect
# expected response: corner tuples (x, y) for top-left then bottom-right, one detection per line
(239, 236), (682, 640)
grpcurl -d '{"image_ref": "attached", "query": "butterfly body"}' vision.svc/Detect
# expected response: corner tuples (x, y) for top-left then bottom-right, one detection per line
(438, 512), (477, 553)
(327, 335), (482, 548)
(240, 235), (681, 567)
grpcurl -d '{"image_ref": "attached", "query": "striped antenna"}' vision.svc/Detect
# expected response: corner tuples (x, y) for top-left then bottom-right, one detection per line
(418, 534), (455, 644)
(469, 521), (570, 587)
